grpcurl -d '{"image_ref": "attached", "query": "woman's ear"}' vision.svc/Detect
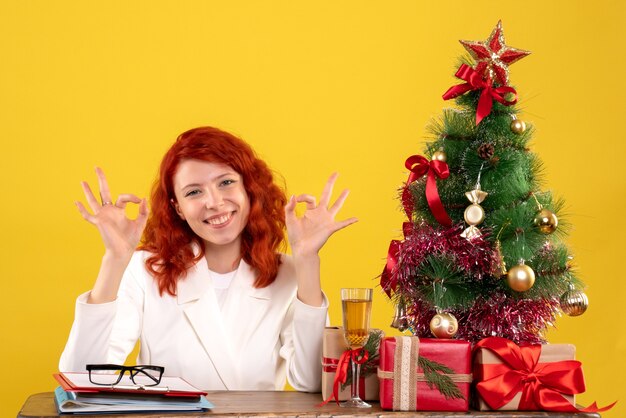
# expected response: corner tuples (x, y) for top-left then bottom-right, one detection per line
(171, 198), (185, 220)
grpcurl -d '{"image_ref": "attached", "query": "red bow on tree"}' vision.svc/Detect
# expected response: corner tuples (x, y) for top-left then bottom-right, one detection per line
(401, 155), (452, 227)
(442, 64), (517, 125)
(380, 222), (413, 297)
(474, 337), (616, 413)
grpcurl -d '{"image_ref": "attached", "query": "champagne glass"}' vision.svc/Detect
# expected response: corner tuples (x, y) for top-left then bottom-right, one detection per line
(340, 288), (373, 408)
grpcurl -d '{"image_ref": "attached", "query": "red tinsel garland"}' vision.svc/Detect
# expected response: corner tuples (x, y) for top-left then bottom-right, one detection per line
(406, 294), (559, 345)
(388, 223), (560, 344)
(394, 223), (498, 287)
(459, 294), (560, 344)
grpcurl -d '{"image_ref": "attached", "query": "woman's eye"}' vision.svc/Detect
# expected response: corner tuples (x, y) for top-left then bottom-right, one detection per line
(220, 179), (235, 187)
(184, 189), (201, 197)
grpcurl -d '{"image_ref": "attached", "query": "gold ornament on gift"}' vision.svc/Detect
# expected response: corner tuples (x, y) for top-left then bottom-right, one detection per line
(429, 311), (458, 339)
(461, 166), (488, 240)
(506, 260), (535, 292)
(560, 284), (589, 316)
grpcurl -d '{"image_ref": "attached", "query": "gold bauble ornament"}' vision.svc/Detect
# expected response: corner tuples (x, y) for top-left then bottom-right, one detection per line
(510, 119), (526, 134)
(560, 286), (589, 316)
(429, 312), (458, 339)
(534, 208), (558, 234)
(431, 150), (447, 162)
(506, 262), (535, 292)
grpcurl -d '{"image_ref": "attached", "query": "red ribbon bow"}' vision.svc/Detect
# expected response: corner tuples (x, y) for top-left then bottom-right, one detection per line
(319, 348), (369, 406)
(475, 337), (616, 413)
(380, 222), (413, 297)
(442, 64), (518, 125)
(381, 240), (400, 297)
(401, 155), (452, 227)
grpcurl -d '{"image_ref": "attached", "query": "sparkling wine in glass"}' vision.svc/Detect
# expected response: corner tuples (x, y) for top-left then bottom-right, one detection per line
(340, 288), (373, 408)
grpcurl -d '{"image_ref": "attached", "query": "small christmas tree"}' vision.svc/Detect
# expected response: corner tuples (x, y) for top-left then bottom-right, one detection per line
(382, 21), (588, 345)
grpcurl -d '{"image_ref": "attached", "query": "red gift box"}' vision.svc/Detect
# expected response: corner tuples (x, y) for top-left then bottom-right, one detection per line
(473, 337), (616, 413)
(378, 336), (471, 411)
(473, 337), (576, 411)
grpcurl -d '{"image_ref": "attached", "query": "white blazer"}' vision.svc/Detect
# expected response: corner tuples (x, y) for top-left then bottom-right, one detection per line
(59, 251), (328, 392)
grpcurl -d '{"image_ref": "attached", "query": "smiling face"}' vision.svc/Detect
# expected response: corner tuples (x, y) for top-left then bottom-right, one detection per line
(172, 159), (250, 255)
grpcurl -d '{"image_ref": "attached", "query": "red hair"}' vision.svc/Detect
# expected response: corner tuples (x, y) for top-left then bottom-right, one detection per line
(140, 127), (287, 296)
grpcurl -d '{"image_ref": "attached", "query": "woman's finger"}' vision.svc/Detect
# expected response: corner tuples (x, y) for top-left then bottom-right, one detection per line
(295, 194), (317, 210)
(329, 189), (350, 216)
(284, 195), (296, 212)
(319, 172), (338, 208)
(136, 198), (150, 228)
(115, 193), (142, 209)
(75, 201), (96, 224)
(331, 217), (359, 233)
(95, 167), (113, 205)
(284, 195), (297, 222)
(81, 181), (101, 213)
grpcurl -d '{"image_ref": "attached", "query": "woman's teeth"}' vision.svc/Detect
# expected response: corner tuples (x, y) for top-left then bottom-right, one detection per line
(206, 213), (232, 226)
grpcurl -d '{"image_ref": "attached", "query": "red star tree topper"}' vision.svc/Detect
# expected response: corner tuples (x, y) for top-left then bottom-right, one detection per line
(460, 20), (530, 86)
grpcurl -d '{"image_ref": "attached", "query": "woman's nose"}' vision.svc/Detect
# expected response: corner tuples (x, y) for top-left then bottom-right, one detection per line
(204, 188), (225, 209)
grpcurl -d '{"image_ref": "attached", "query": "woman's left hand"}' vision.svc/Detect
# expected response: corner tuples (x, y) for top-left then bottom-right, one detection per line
(285, 173), (358, 258)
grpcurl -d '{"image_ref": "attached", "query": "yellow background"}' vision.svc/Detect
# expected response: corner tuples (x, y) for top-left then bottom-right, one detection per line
(1, 1), (624, 416)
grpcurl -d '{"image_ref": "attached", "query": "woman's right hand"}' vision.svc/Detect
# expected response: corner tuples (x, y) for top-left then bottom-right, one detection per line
(76, 167), (149, 259)
(76, 168), (149, 304)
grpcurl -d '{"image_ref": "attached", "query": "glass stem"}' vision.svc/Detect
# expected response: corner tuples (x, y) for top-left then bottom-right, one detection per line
(353, 359), (361, 400)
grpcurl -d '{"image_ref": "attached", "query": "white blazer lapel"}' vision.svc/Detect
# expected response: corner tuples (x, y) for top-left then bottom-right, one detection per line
(177, 259), (240, 389)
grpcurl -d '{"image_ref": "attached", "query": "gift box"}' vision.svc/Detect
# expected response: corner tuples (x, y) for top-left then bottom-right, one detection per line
(321, 327), (381, 402)
(378, 336), (471, 411)
(473, 337), (581, 411)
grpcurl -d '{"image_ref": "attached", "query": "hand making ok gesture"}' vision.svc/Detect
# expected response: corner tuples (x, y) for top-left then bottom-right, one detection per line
(284, 172), (358, 258)
(75, 167), (149, 260)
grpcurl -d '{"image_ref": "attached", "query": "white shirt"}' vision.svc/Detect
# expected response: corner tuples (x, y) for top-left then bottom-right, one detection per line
(210, 269), (235, 310)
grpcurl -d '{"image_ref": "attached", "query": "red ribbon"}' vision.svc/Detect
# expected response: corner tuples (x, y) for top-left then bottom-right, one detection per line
(322, 357), (367, 398)
(474, 337), (616, 413)
(381, 240), (400, 297)
(319, 348), (369, 406)
(322, 357), (340, 373)
(380, 222), (413, 297)
(442, 64), (518, 125)
(401, 155), (452, 227)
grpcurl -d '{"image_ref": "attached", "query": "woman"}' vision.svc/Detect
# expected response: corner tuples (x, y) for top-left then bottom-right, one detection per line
(59, 126), (357, 391)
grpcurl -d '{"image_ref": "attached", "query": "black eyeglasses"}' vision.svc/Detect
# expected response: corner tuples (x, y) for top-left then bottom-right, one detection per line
(86, 364), (165, 387)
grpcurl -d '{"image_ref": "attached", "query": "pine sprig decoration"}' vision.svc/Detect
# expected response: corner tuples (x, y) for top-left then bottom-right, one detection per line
(418, 356), (465, 400)
(360, 329), (383, 375)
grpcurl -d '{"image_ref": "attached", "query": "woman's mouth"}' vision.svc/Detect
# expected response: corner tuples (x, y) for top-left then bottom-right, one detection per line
(204, 212), (234, 227)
